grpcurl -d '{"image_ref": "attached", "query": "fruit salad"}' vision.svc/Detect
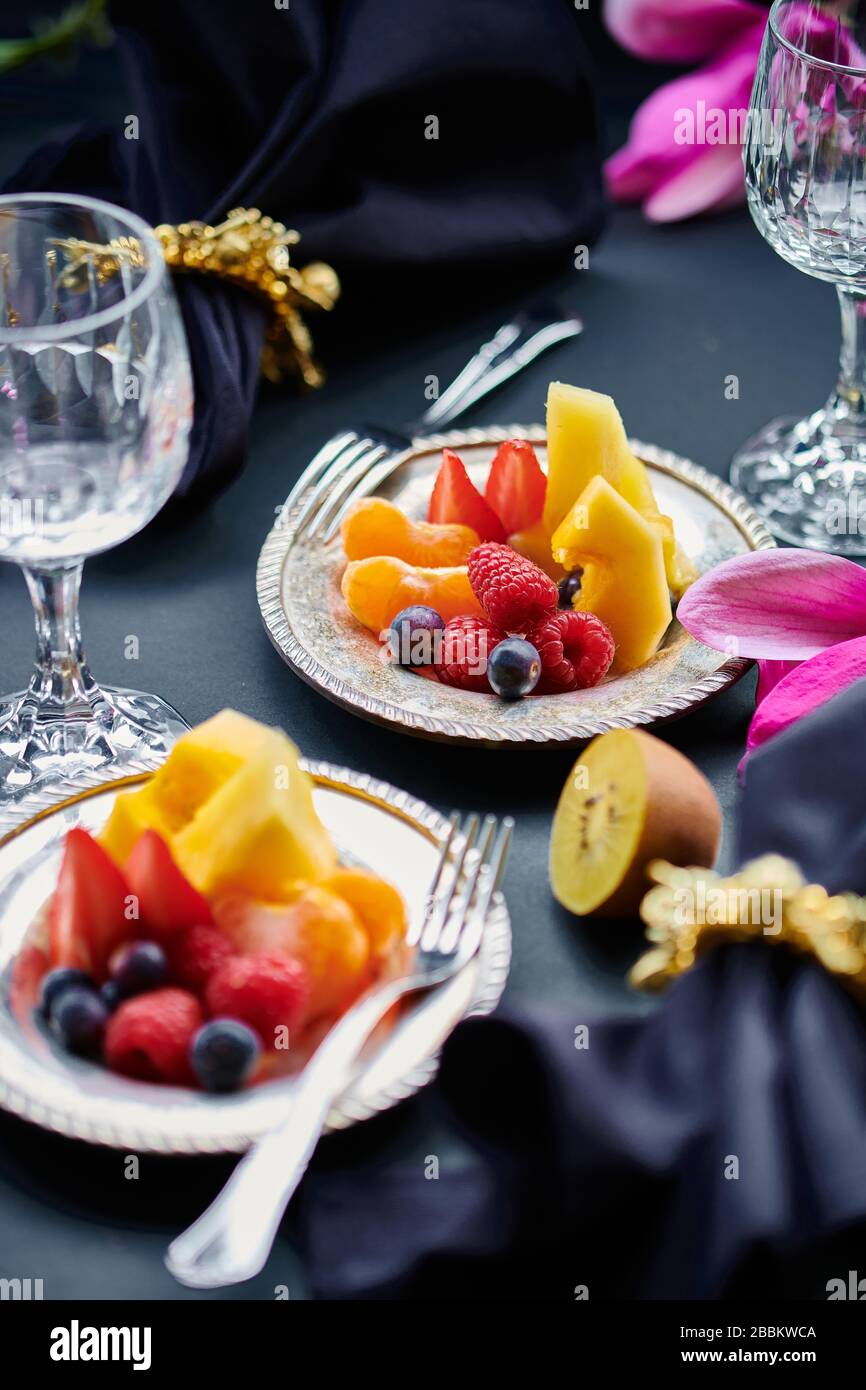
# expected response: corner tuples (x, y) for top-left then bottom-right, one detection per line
(22, 711), (408, 1093)
(338, 383), (697, 699)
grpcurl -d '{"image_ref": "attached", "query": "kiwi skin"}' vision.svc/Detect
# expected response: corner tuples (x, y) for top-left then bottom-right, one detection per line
(550, 730), (722, 920)
(591, 732), (721, 918)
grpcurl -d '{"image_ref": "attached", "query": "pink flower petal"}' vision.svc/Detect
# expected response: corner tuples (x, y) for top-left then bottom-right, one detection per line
(604, 0), (766, 64)
(756, 659), (801, 705)
(605, 24), (764, 216)
(605, 143), (663, 203)
(644, 141), (746, 221)
(744, 636), (866, 764)
(676, 549), (866, 659)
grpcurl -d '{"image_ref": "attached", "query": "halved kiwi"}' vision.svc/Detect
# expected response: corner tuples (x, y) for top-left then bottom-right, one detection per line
(549, 729), (721, 918)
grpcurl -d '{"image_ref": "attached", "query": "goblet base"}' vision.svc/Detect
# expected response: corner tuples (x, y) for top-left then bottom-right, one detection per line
(731, 410), (866, 554)
(0, 686), (188, 835)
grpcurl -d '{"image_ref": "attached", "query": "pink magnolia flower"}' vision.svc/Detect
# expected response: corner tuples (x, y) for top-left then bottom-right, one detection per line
(604, 1), (866, 221)
(604, 0), (768, 221)
(676, 549), (866, 769)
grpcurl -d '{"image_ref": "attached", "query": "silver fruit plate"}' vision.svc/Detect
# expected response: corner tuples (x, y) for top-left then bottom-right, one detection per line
(257, 426), (774, 746)
(0, 765), (511, 1153)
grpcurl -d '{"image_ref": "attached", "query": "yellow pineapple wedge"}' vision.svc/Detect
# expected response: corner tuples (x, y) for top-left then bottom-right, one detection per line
(172, 730), (337, 900)
(100, 784), (174, 866)
(100, 709), (274, 861)
(101, 711), (336, 899)
(508, 519), (564, 579)
(143, 709), (274, 831)
(552, 476), (672, 672)
(542, 383), (694, 599)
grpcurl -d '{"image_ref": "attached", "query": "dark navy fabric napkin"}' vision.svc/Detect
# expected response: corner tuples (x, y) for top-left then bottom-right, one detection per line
(297, 680), (866, 1299)
(5, 0), (606, 505)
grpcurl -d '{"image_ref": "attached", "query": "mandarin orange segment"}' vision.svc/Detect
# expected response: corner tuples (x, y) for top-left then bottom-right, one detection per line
(281, 886), (371, 1021)
(341, 556), (483, 632)
(325, 866), (408, 961)
(341, 497), (479, 566)
(213, 884), (370, 1022)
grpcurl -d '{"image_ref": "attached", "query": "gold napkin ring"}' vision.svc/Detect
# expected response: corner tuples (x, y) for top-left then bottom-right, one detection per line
(630, 855), (866, 1003)
(45, 208), (339, 387)
(154, 208), (339, 386)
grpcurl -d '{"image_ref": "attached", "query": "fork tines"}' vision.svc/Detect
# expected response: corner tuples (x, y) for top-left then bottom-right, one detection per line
(410, 812), (514, 954)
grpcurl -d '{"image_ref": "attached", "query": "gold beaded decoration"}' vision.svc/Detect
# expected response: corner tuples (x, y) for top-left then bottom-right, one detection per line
(154, 209), (339, 386)
(45, 209), (339, 387)
(630, 854), (866, 1001)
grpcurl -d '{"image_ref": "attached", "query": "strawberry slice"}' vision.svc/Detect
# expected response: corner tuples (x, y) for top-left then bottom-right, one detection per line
(428, 449), (506, 542)
(125, 830), (214, 940)
(49, 829), (135, 978)
(10, 945), (49, 1018)
(484, 439), (546, 535)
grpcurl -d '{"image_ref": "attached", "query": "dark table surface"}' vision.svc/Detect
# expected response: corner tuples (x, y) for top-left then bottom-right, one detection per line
(0, 12), (842, 1300)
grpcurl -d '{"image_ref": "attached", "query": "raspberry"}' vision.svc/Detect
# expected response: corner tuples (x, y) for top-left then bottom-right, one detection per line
(467, 542), (557, 633)
(168, 925), (235, 995)
(206, 952), (309, 1049)
(104, 987), (202, 1084)
(434, 615), (504, 692)
(530, 610), (615, 693)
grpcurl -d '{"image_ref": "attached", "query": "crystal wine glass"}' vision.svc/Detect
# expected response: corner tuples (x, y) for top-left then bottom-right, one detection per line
(733, 0), (866, 551)
(0, 194), (193, 825)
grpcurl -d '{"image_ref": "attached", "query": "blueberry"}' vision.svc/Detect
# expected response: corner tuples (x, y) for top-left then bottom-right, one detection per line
(558, 569), (583, 609)
(111, 941), (168, 999)
(100, 980), (123, 1012)
(38, 967), (94, 1018)
(190, 1019), (261, 1094)
(49, 986), (109, 1058)
(488, 638), (541, 699)
(388, 605), (444, 668)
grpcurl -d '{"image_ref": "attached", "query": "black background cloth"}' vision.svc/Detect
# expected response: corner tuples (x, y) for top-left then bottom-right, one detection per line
(4, 0), (606, 504)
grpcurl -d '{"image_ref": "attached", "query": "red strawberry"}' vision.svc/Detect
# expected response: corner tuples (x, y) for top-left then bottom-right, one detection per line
(428, 449), (506, 542)
(104, 987), (202, 1084)
(9, 945), (49, 1018)
(467, 542), (558, 633)
(167, 924), (235, 994)
(49, 829), (135, 979)
(434, 614), (504, 692)
(530, 610), (615, 693)
(125, 831), (213, 940)
(484, 440), (546, 535)
(206, 952), (309, 1049)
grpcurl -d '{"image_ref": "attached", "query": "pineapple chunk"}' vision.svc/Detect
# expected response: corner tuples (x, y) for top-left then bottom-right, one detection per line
(146, 709), (274, 832)
(552, 476), (672, 671)
(508, 519), (564, 579)
(101, 784), (173, 866)
(543, 383), (632, 536)
(100, 708), (275, 860)
(172, 731), (337, 900)
(543, 383), (691, 597)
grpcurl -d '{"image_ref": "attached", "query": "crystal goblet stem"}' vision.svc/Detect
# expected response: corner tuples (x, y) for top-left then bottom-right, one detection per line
(0, 193), (193, 827)
(21, 562), (99, 724)
(835, 286), (866, 423)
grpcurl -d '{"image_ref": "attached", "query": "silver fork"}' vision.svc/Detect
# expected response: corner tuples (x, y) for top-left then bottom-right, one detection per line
(165, 811), (513, 1290)
(287, 302), (582, 543)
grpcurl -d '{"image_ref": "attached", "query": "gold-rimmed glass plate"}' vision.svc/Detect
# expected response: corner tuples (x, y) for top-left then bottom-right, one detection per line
(257, 427), (774, 745)
(0, 765), (511, 1152)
